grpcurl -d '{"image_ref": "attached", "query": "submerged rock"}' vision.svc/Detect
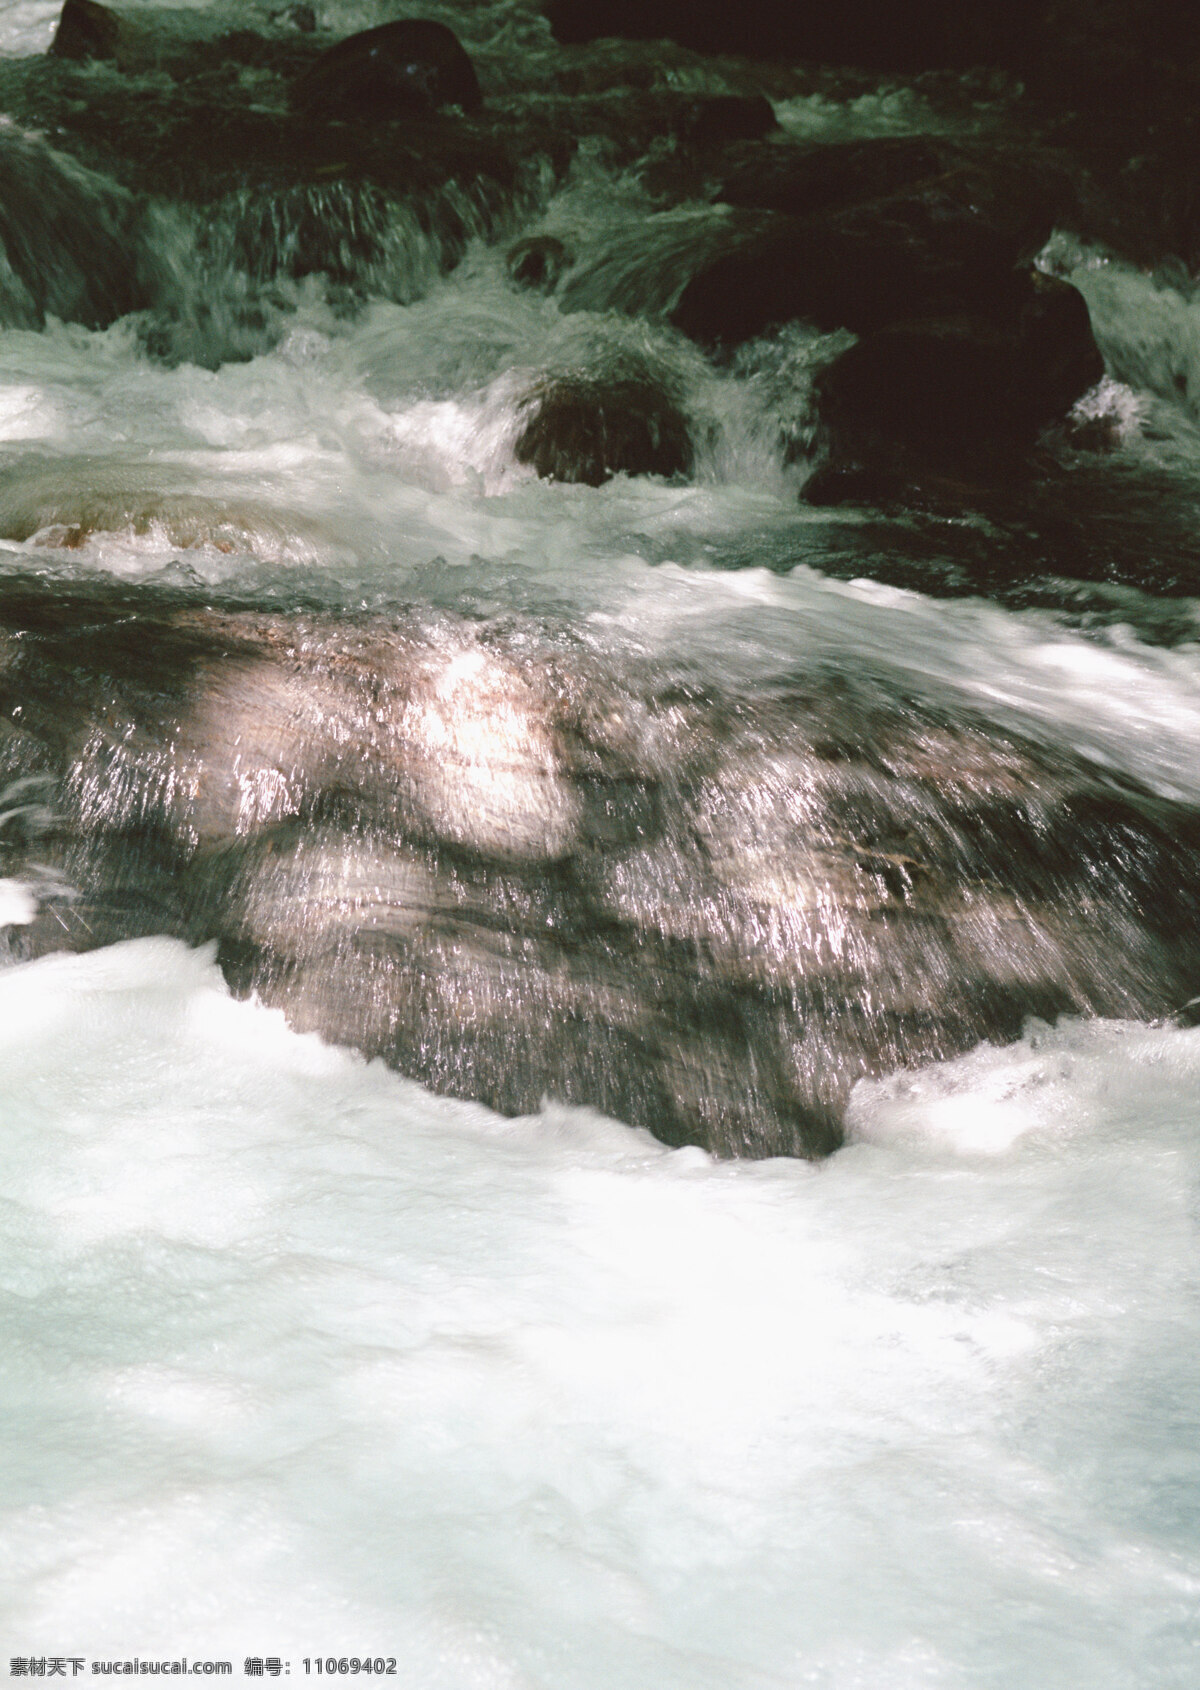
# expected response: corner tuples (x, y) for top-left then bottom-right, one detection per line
(291, 19), (484, 121)
(507, 235), (573, 293)
(0, 476), (341, 562)
(514, 373), (693, 485)
(3, 583), (1200, 1160)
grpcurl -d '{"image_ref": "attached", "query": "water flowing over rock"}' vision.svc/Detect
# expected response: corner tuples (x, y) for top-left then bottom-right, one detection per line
(0, 2), (1179, 1129)
(507, 234), (573, 292)
(0, 127), (149, 330)
(3, 583), (1200, 1160)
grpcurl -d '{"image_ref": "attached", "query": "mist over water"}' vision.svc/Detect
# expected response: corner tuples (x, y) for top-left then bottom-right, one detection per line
(0, 1), (1199, 1683)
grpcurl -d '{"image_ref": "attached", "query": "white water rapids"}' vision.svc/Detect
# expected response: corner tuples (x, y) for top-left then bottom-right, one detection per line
(1, 2), (1200, 1684)
(3, 936), (1200, 1687)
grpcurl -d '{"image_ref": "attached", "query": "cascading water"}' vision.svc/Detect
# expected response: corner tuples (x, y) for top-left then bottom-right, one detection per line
(1, 1), (1200, 1683)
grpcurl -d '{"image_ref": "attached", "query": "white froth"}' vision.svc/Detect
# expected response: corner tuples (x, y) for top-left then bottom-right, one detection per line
(0, 940), (1197, 1685)
(773, 86), (995, 143)
(0, 877), (36, 924)
(0, 1), (62, 57)
(0, 279), (1198, 802)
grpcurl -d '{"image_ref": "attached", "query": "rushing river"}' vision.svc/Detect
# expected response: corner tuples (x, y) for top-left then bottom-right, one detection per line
(1, 1), (1199, 1683)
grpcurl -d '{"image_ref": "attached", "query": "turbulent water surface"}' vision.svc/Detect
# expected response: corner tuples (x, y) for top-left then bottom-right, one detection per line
(1, 1), (1200, 1683)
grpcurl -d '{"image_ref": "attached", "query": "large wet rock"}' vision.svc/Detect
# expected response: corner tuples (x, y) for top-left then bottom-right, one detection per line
(3, 582), (1200, 1159)
(711, 136), (1075, 230)
(714, 136), (954, 218)
(678, 94), (778, 149)
(672, 144), (1072, 346)
(291, 19), (484, 121)
(514, 373), (693, 484)
(665, 136), (1100, 504)
(808, 273), (1104, 485)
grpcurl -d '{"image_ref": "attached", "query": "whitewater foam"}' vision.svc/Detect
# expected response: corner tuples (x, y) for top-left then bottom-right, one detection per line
(0, 939), (1197, 1685)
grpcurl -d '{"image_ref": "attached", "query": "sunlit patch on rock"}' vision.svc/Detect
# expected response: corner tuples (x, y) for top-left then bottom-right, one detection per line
(2, 582), (1200, 1161)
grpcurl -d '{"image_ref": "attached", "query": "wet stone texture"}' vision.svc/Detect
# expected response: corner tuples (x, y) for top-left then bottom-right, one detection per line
(514, 373), (693, 485)
(0, 0), (1198, 1157)
(3, 583), (1200, 1159)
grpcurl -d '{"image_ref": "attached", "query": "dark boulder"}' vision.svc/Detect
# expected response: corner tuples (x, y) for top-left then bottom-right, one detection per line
(673, 148), (1072, 347)
(49, 0), (127, 60)
(807, 274), (1104, 498)
(1008, 270), (1106, 428)
(802, 460), (910, 506)
(816, 302), (1095, 451)
(291, 19), (483, 121)
(514, 374), (692, 485)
